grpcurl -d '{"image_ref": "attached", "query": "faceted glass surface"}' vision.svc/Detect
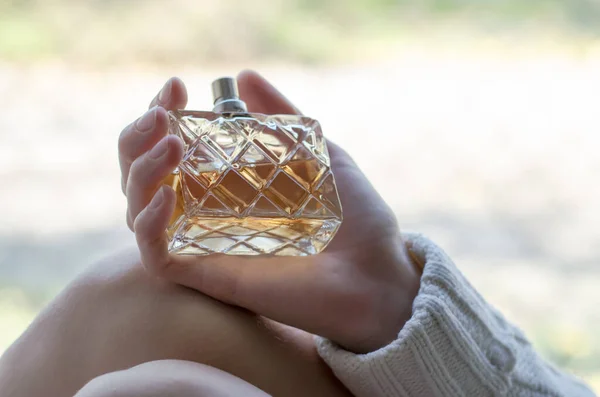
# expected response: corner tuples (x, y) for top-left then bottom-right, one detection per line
(164, 110), (343, 256)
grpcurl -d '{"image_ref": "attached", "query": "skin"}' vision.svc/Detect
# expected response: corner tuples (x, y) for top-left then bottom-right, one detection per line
(0, 70), (422, 396)
(122, 70), (422, 354)
(0, 249), (352, 397)
(74, 361), (271, 397)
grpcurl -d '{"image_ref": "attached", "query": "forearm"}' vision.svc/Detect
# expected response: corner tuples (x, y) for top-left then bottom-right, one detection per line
(0, 249), (350, 397)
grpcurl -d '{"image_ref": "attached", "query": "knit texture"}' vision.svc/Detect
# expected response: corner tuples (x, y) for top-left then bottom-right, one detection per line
(316, 234), (595, 397)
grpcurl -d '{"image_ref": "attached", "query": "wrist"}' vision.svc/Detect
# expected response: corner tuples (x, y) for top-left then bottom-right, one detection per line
(373, 237), (421, 350)
(338, 236), (421, 354)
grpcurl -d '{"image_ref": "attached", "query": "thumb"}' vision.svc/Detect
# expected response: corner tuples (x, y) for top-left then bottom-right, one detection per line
(154, 252), (364, 344)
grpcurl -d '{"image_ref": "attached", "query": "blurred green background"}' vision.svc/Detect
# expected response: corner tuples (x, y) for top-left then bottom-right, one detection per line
(2, 0), (600, 65)
(1, 0), (600, 393)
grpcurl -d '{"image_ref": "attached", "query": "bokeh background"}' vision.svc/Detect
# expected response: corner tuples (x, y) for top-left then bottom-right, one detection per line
(1, 0), (600, 392)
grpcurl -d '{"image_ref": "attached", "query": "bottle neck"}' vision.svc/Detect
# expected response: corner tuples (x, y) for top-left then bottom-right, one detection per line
(212, 98), (248, 113)
(211, 77), (248, 113)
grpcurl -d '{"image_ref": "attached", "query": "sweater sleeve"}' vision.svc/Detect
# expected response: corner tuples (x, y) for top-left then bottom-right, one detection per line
(316, 233), (596, 397)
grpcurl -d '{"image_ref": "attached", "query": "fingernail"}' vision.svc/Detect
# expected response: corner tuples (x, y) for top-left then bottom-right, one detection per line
(148, 137), (169, 159)
(149, 187), (165, 210)
(158, 79), (172, 104)
(136, 106), (157, 132)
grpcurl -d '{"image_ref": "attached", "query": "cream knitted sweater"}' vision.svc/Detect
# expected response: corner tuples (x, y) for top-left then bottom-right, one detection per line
(316, 234), (595, 397)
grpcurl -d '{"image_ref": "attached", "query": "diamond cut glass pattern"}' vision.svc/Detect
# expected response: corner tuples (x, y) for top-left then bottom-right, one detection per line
(165, 110), (343, 256)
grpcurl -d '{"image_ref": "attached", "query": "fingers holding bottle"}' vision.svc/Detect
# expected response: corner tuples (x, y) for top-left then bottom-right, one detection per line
(118, 77), (187, 194)
(126, 134), (183, 230)
(149, 77), (188, 111)
(133, 185), (175, 273)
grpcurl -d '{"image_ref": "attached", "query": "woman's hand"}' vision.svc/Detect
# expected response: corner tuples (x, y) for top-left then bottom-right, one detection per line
(75, 360), (269, 397)
(119, 71), (421, 353)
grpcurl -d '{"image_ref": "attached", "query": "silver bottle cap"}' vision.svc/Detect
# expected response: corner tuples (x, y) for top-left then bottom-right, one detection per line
(211, 77), (248, 113)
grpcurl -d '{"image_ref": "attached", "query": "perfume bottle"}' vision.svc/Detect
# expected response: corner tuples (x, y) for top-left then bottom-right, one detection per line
(164, 77), (342, 256)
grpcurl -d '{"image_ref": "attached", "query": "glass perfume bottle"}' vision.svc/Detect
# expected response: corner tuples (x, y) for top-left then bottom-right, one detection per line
(164, 77), (343, 256)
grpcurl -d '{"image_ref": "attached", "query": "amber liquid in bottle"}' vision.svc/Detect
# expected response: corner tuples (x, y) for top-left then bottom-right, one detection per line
(164, 78), (342, 256)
